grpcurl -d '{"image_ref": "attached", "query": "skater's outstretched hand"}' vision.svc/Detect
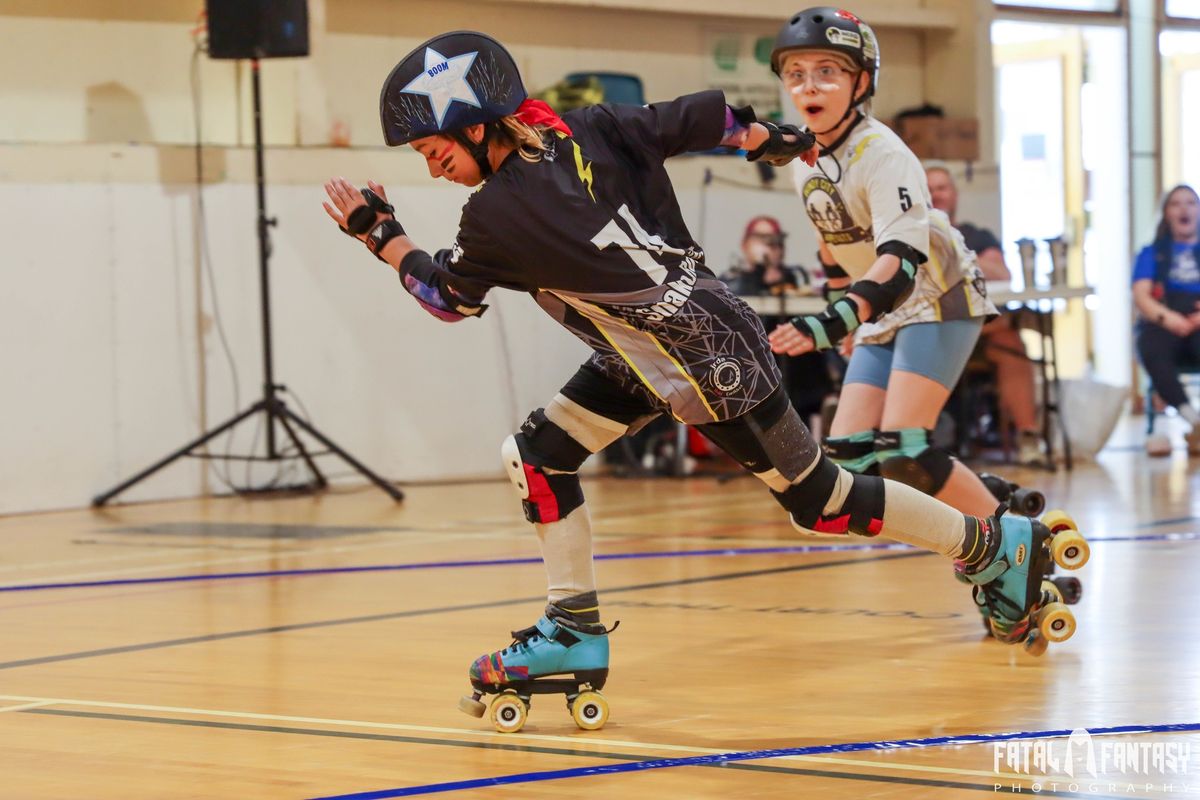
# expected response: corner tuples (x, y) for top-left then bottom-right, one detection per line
(323, 177), (394, 241)
(768, 321), (816, 356)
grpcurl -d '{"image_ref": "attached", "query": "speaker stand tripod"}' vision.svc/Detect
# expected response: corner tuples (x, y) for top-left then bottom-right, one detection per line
(93, 60), (402, 506)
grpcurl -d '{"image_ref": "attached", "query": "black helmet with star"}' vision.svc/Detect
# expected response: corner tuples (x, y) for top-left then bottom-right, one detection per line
(379, 31), (527, 146)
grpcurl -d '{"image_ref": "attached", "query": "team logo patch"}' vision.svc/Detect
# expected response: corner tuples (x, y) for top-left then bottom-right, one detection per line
(400, 47), (482, 129)
(826, 28), (862, 49)
(801, 175), (872, 246)
(1015, 543), (1027, 567)
(709, 357), (743, 393)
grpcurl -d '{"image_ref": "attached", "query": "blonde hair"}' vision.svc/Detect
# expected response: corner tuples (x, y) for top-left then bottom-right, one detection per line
(493, 115), (553, 163)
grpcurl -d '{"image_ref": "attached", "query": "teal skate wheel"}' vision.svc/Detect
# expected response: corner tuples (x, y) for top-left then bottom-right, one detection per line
(569, 690), (609, 731)
(458, 694), (486, 718)
(489, 692), (528, 734)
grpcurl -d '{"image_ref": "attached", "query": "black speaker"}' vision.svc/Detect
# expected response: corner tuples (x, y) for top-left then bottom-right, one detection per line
(206, 0), (309, 59)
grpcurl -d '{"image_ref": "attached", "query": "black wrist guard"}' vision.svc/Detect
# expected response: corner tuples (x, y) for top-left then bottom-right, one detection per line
(343, 188), (395, 237)
(822, 283), (849, 303)
(365, 219), (406, 261)
(791, 296), (861, 351)
(848, 259), (918, 321)
(820, 259), (849, 279)
(746, 121), (817, 167)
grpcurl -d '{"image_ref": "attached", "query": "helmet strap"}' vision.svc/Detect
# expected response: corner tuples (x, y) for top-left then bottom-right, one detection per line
(811, 69), (868, 136)
(450, 124), (495, 179)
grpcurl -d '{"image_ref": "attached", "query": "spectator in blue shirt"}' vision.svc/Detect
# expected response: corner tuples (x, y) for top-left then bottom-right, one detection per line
(1133, 184), (1200, 455)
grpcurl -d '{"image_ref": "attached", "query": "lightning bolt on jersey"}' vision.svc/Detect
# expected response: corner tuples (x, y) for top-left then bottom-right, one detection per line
(398, 90), (780, 424)
(790, 115), (996, 344)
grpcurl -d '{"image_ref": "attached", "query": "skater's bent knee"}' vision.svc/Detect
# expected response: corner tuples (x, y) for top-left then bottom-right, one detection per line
(773, 457), (885, 537)
(501, 409), (590, 523)
(875, 428), (953, 495)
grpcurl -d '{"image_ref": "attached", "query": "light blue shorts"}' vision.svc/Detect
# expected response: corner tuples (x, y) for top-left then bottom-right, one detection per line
(843, 318), (984, 391)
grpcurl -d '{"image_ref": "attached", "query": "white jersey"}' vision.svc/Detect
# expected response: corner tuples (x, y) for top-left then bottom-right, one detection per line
(791, 115), (995, 343)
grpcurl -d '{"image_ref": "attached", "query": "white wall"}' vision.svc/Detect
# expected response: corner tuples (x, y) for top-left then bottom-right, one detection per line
(0, 0), (989, 513)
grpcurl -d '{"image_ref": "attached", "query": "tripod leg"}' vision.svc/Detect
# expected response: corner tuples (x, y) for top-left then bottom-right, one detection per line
(92, 401), (266, 507)
(281, 407), (404, 501)
(272, 401), (328, 489)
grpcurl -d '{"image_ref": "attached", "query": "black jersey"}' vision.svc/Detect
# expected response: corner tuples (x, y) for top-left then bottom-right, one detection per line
(399, 90), (780, 424)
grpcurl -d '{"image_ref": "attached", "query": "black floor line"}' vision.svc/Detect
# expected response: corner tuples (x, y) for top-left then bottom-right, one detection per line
(0, 551), (929, 671)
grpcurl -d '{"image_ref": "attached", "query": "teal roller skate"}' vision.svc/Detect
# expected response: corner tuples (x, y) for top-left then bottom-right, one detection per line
(978, 474), (1084, 607)
(956, 509), (1090, 656)
(458, 611), (616, 733)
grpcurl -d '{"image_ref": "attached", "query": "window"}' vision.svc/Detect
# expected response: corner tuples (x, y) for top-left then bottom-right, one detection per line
(1166, 0), (1200, 19)
(994, 0), (1119, 10)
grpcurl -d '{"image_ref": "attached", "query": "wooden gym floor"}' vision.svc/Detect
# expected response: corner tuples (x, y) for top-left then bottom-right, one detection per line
(3, 438), (1199, 798)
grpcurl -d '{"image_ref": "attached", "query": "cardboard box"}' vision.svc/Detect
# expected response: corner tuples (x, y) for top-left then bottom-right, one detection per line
(890, 116), (980, 161)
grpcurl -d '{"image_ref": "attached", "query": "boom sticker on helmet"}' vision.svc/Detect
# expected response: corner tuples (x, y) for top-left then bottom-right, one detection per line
(380, 31), (527, 146)
(399, 47), (482, 129)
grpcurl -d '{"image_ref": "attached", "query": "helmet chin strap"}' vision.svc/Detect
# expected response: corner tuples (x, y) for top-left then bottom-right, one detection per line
(450, 124), (495, 179)
(810, 70), (867, 137)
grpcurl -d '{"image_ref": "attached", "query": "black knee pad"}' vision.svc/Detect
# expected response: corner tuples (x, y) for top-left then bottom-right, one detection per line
(772, 455), (886, 537)
(875, 428), (954, 495)
(502, 410), (591, 524)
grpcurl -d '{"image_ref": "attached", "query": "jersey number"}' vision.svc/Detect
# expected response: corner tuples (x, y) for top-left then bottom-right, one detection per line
(591, 204), (683, 285)
(899, 187), (913, 212)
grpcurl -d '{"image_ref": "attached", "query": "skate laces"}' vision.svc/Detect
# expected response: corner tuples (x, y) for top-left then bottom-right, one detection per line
(503, 625), (543, 655)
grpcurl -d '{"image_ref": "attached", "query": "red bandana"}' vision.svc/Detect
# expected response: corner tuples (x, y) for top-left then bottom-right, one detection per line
(515, 98), (572, 136)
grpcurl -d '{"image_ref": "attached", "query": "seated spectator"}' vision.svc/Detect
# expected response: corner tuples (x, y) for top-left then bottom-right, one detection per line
(1133, 184), (1200, 456)
(722, 216), (837, 432)
(927, 165), (1043, 464)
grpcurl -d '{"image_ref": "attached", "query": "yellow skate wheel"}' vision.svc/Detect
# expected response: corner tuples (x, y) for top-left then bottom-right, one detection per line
(489, 691), (528, 734)
(1024, 632), (1049, 656)
(1050, 530), (1090, 570)
(569, 690), (610, 731)
(458, 694), (486, 718)
(1037, 602), (1076, 643)
(1041, 509), (1078, 534)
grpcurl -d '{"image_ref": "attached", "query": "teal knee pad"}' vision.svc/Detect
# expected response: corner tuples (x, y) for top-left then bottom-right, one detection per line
(823, 430), (879, 475)
(875, 427), (954, 495)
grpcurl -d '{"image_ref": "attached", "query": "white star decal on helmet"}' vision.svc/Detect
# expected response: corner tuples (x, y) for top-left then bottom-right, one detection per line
(399, 47), (482, 129)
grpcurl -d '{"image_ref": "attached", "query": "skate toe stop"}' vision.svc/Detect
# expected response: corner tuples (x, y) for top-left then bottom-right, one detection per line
(458, 695), (487, 718)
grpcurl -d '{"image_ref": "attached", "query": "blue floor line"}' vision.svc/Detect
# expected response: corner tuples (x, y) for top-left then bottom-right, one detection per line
(308, 721), (1200, 799)
(4, 532), (1196, 595)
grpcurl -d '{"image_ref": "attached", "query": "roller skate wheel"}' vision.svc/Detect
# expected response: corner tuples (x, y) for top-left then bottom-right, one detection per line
(489, 692), (529, 734)
(458, 694), (487, 718)
(1012, 488), (1046, 518)
(1050, 530), (1090, 570)
(1037, 602), (1076, 643)
(1040, 580), (1064, 605)
(1052, 576), (1083, 605)
(1024, 632), (1049, 657)
(569, 690), (610, 731)
(1041, 509), (1078, 534)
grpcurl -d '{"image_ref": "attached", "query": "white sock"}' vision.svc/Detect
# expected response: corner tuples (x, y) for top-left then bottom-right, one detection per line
(535, 503), (597, 605)
(1179, 404), (1200, 429)
(874, 478), (966, 557)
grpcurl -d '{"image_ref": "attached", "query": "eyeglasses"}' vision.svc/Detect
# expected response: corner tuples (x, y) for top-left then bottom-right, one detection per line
(782, 65), (850, 89)
(747, 233), (785, 248)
